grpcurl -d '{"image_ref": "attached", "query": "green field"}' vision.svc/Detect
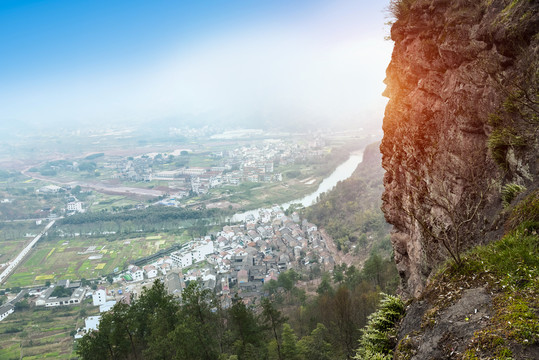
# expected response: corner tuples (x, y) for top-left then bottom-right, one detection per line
(0, 301), (98, 359)
(3, 233), (188, 288)
(87, 194), (139, 212)
(0, 237), (31, 265)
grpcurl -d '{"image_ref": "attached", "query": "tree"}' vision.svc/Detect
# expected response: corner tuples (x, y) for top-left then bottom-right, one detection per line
(297, 323), (332, 360)
(77, 306), (133, 360)
(261, 297), (287, 360)
(336, 286), (358, 359)
(316, 273), (334, 296)
(131, 280), (178, 352)
(332, 264), (345, 284)
(228, 295), (264, 359)
(77, 322), (115, 360)
(77, 280), (179, 360)
(79, 162), (97, 172)
(264, 279), (279, 296)
(15, 300), (30, 311)
(344, 265), (360, 287)
(277, 270), (298, 292)
(176, 282), (220, 360)
(51, 286), (72, 297)
(362, 253), (383, 286)
(281, 323), (300, 360)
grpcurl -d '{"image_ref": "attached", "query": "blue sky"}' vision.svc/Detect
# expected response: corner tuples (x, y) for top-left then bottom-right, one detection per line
(0, 0), (393, 128)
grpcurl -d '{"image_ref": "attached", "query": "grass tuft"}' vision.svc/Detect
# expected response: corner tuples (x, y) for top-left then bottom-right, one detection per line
(487, 127), (525, 170)
(501, 183), (526, 207)
(507, 189), (539, 231)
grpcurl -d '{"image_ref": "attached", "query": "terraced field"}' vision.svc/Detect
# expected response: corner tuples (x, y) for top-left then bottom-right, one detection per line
(0, 301), (99, 359)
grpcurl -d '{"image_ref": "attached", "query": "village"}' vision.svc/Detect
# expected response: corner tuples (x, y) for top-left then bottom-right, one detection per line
(19, 137), (331, 219)
(0, 205), (335, 339)
(110, 138), (326, 198)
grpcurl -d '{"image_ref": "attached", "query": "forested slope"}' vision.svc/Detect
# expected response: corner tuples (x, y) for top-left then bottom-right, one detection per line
(305, 141), (391, 256)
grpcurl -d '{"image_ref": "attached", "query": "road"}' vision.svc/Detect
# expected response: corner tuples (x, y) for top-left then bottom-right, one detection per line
(0, 220), (56, 285)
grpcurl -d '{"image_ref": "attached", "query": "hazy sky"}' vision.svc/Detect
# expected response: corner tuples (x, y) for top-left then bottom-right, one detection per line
(0, 0), (393, 129)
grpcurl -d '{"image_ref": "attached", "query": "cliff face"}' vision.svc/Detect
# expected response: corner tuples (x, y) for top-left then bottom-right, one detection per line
(381, 0), (539, 297)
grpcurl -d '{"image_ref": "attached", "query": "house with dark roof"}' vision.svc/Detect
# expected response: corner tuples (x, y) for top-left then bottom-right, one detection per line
(0, 304), (14, 321)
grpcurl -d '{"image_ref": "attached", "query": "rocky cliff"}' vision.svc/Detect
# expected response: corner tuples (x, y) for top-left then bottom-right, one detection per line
(380, 0), (538, 297)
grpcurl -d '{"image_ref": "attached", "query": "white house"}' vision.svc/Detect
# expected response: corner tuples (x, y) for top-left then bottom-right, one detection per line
(92, 288), (107, 306)
(0, 304), (14, 321)
(74, 315), (102, 339)
(171, 252), (193, 268)
(143, 265), (158, 279)
(67, 201), (83, 212)
(99, 300), (116, 313)
(131, 267), (144, 282)
(192, 240), (214, 263)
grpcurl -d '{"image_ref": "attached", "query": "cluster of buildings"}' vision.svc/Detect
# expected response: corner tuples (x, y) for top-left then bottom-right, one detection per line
(34, 280), (86, 307)
(109, 139), (327, 197)
(1, 206), (334, 334)
(34, 184), (85, 216)
(106, 206), (334, 305)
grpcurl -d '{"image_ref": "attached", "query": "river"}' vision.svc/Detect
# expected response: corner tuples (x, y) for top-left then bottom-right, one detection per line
(231, 150), (364, 222)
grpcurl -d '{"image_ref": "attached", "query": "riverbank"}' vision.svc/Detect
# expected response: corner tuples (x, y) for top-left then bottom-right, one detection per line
(231, 150), (364, 222)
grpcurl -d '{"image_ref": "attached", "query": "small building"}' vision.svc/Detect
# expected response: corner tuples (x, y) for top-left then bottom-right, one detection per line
(99, 300), (116, 313)
(92, 288), (107, 306)
(45, 288), (86, 307)
(143, 265), (158, 279)
(67, 201), (84, 212)
(35, 287), (54, 306)
(238, 269), (249, 284)
(0, 304), (15, 321)
(165, 269), (184, 298)
(171, 251), (192, 268)
(86, 316), (101, 331)
(130, 266), (144, 282)
(74, 315), (102, 339)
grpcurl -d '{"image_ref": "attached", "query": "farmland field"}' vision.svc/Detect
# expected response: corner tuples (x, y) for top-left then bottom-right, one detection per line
(86, 194), (139, 212)
(3, 233), (189, 288)
(0, 237), (32, 266)
(0, 301), (99, 359)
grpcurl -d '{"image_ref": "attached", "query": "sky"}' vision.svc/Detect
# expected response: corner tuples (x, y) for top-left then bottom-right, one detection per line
(0, 0), (393, 130)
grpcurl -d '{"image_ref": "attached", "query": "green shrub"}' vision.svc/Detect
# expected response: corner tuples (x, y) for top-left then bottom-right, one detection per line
(355, 293), (405, 359)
